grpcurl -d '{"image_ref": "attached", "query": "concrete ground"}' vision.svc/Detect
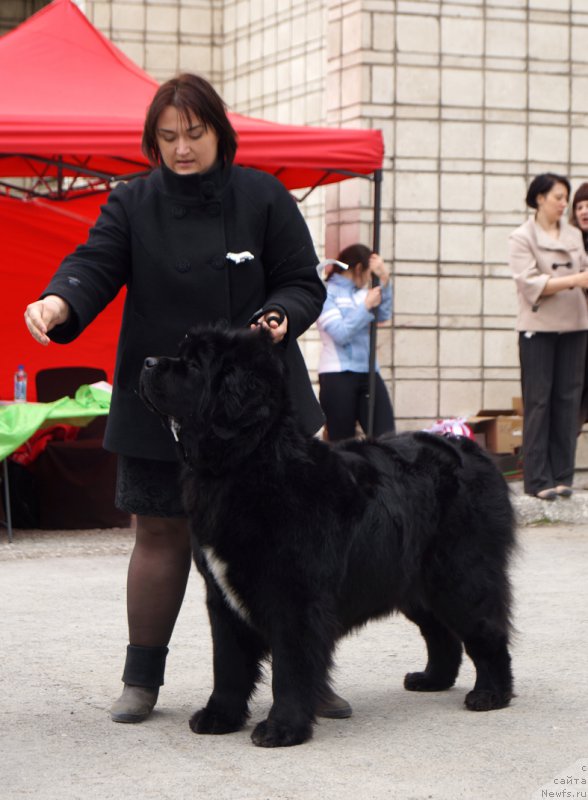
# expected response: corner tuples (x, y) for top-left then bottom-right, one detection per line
(0, 483), (587, 800)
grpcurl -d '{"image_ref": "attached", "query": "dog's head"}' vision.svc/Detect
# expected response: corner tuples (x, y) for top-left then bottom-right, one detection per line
(139, 325), (289, 471)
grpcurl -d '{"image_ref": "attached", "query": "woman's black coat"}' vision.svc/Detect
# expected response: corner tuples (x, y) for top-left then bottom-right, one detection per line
(42, 163), (326, 460)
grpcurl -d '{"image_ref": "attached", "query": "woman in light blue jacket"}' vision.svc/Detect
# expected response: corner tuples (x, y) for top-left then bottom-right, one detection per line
(317, 243), (395, 440)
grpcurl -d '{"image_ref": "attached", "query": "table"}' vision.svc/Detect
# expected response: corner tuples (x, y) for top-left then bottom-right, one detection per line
(0, 385), (111, 542)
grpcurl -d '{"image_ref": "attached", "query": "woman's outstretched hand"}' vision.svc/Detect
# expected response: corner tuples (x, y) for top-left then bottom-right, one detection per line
(24, 295), (70, 346)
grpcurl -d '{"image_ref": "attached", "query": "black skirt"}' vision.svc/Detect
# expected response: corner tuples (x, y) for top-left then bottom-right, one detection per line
(115, 454), (186, 518)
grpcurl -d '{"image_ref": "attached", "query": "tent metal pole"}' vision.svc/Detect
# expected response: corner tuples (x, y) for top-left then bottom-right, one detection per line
(367, 168), (383, 437)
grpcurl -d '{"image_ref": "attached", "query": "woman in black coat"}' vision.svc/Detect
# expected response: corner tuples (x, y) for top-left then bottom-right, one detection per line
(24, 74), (350, 723)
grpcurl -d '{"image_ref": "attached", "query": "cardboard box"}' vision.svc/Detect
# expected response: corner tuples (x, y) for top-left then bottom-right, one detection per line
(512, 396), (524, 416)
(467, 409), (523, 454)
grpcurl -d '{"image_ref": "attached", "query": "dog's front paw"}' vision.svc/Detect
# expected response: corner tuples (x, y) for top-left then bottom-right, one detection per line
(189, 705), (246, 735)
(465, 689), (512, 711)
(404, 670), (456, 692)
(251, 718), (312, 748)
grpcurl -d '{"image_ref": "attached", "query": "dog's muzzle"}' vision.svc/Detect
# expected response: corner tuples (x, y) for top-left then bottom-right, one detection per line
(141, 357), (181, 441)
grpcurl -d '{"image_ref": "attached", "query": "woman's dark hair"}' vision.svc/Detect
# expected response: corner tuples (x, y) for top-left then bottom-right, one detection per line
(526, 172), (570, 209)
(326, 243), (372, 280)
(570, 182), (588, 226)
(570, 182), (588, 251)
(142, 73), (238, 167)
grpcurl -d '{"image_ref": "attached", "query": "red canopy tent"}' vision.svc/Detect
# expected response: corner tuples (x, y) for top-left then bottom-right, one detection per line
(0, 192), (123, 400)
(0, 0), (384, 400)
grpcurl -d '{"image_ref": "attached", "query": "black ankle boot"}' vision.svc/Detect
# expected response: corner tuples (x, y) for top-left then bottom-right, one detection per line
(121, 644), (169, 687)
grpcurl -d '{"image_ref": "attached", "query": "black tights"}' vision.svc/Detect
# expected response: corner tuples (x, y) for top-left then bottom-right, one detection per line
(126, 515), (192, 646)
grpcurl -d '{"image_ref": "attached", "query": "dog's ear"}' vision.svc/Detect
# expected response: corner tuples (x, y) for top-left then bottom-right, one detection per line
(214, 361), (273, 430)
(209, 333), (283, 440)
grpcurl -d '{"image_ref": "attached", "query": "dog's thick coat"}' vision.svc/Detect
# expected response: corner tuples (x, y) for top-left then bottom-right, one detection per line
(140, 327), (515, 748)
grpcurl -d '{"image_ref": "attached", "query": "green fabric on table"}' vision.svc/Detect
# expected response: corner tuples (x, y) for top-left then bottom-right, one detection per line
(0, 385), (111, 461)
(74, 384), (111, 409)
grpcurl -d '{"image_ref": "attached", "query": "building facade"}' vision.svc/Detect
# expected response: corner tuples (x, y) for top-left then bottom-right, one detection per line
(6, 0), (588, 458)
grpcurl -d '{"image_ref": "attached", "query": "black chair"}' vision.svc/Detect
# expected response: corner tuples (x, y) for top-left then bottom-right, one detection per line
(32, 366), (131, 530)
(35, 365), (107, 403)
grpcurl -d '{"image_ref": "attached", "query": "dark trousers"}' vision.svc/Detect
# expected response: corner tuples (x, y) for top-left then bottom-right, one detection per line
(579, 351), (588, 431)
(519, 330), (587, 495)
(319, 371), (395, 441)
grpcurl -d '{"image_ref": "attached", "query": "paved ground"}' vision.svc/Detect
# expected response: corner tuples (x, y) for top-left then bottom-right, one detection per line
(1, 484), (587, 800)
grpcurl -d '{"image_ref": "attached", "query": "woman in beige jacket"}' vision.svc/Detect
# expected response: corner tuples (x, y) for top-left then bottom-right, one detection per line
(509, 173), (588, 499)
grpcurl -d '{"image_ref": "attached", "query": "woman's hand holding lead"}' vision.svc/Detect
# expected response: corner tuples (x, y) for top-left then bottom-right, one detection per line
(250, 311), (288, 343)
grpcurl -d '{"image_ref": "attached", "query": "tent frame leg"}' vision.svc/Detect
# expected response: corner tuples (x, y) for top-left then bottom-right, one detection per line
(367, 169), (383, 438)
(1, 459), (13, 543)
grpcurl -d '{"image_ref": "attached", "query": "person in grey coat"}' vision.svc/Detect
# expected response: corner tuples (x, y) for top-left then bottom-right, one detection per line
(509, 172), (588, 500)
(24, 73), (351, 723)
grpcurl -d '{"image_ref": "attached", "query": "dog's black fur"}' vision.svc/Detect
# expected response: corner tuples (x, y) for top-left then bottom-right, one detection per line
(140, 325), (515, 748)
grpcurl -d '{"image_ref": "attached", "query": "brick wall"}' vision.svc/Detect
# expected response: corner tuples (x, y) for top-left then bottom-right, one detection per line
(0, 0), (48, 34)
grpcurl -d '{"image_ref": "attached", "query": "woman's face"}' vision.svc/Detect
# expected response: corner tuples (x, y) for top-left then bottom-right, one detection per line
(575, 200), (588, 232)
(156, 105), (219, 175)
(536, 182), (569, 224)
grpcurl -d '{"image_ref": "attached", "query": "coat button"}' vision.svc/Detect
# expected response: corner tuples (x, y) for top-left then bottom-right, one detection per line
(206, 201), (221, 217)
(208, 255), (225, 270)
(172, 205), (187, 219)
(175, 260), (191, 273)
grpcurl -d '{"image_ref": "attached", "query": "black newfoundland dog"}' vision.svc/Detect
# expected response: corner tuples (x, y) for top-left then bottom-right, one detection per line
(139, 326), (515, 748)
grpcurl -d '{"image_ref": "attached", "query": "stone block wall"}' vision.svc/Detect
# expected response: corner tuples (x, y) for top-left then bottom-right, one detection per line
(0, 0), (48, 34)
(386, 0), (588, 433)
(82, 0), (219, 81)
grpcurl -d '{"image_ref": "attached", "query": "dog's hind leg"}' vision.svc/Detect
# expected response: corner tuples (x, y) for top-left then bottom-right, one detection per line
(190, 589), (266, 736)
(420, 584), (513, 711)
(402, 606), (463, 692)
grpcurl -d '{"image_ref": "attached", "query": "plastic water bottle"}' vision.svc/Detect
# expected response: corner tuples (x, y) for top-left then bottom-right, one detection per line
(14, 365), (27, 403)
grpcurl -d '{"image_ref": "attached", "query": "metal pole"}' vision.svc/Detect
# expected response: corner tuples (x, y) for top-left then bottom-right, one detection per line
(2, 459), (13, 543)
(57, 156), (64, 200)
(366, 169), (383, 437)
